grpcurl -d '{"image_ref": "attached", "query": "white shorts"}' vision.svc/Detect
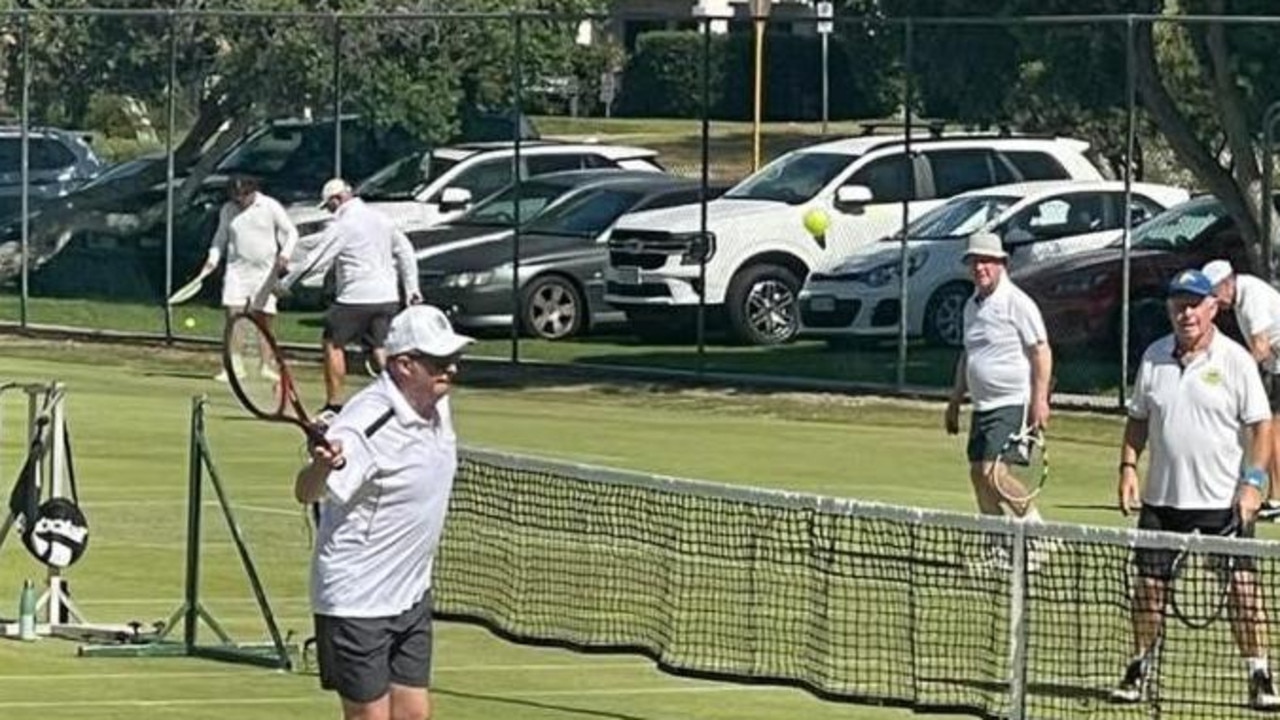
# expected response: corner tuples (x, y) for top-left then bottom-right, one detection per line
(222, 269), (278, 314)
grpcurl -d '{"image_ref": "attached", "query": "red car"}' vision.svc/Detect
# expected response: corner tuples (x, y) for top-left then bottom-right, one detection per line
(1012, 195), (1257, 359)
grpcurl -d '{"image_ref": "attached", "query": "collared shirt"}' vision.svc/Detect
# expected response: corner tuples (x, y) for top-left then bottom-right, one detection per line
(206, 193), (299, 304)
(281, 197), (420, 305)
(1233, 274), (1280, 373)
(311, 374), (457, 617)
(962, 274), (1048, 411)
(1128, 330), (1270, 509)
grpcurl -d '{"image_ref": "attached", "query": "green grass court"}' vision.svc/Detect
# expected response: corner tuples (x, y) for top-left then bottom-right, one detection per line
(0, 335), (1256, 719)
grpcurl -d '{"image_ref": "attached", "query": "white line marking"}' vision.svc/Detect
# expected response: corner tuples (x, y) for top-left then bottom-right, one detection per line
(0, 662), (651, 683)
(0, 697), (322, 709)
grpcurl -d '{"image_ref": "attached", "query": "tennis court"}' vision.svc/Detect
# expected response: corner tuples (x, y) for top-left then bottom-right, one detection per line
(0, 335), (1270, 719)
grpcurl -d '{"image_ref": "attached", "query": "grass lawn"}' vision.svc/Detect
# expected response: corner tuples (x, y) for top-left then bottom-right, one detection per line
(0, 334), (1250, 719)
(0, 333), (1249, 712)
(0, 294), (1131, 401)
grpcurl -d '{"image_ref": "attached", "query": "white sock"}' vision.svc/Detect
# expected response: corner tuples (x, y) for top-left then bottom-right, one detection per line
(1023, 507), (1043, 523)
(1249, 657), (1269, 675)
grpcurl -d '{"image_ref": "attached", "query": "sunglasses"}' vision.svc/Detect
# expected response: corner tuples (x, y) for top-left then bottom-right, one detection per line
(405, 353), (461, 374)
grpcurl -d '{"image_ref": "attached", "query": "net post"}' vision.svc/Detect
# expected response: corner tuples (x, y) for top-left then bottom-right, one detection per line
(1007, 519), (1030, 720)
(182, 394), (206, 651)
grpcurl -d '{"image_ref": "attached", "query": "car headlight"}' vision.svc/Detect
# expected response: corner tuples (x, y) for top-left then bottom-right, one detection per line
(1049, 271), (1111, 297)
(860, 251), (930, 288)
(441, 270), (497, 288)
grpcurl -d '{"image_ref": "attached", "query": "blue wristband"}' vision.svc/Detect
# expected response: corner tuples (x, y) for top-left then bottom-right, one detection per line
(1241, 467), (1268, 489)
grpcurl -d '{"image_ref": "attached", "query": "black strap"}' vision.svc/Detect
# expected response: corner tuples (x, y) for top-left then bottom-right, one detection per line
(363, 408), (395, 439)
(61, 419), (80, 506)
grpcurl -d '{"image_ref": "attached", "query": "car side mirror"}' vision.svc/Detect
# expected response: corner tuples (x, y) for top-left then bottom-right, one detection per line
(835, 185), (874, 208)
(438, 187), (472, 212)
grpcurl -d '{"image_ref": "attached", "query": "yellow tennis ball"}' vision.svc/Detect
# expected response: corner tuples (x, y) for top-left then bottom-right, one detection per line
(803, 208), (830, 237)
(183, 316), (196, 329)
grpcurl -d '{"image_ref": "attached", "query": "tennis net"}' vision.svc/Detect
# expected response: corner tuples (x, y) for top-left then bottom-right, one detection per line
(434, 448), (1280, 720)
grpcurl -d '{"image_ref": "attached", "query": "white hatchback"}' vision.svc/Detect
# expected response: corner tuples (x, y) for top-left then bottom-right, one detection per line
(797, 180), (1190, 347)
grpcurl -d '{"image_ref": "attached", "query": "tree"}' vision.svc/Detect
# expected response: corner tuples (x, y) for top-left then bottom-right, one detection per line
(876, 0), (1280, 274)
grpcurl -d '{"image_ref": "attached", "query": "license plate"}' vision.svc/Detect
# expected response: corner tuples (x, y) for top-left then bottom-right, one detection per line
(615, 267), (641, 285)
(810, 296), (836, 312)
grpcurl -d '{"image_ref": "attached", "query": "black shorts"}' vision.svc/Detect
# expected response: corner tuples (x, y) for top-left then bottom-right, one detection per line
(966, 404), (1026, 463)
(1135, 505), (1255, 580)
(1263, 371), (1280, 413)
(324, 302), (400, 349)
(314, 591), (434, 703)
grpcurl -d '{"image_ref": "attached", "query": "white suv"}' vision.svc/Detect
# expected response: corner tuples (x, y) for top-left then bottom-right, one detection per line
(798, 180), (1189, 347)
(604, 134), (1104, 345)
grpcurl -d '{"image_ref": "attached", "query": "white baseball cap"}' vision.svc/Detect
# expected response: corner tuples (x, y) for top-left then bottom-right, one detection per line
(319, 178), (352, 207)
(384, 305), (475, 358)
(1201, 259), (1234, 287)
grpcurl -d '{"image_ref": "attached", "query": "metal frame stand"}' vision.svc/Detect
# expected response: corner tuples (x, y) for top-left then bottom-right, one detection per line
(0, 382), (137, 643)
(78, 396), (295, 669)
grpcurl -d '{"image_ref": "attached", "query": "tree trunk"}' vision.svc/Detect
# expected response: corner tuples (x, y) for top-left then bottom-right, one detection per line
(1133, 19), (1265, 273)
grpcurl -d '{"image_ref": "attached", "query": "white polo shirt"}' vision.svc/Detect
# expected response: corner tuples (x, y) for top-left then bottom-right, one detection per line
(962, 274), (1049, 411)
(206, 193), (299, 312)
(311, 374), (457, 618)
(1232, 274), (1280, 373)
(1128, 330), (1270, 509)
(281, 197), (420, 305)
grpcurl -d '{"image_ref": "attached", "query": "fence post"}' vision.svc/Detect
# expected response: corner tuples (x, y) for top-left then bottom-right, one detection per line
(895, 18), (914, 392)
(510, 12), (524, 365)
(18, 11), (29, 329)
(332, 14), (343, 179)
(1120, 15), (1137, 409)
(164, 9), (178, 341)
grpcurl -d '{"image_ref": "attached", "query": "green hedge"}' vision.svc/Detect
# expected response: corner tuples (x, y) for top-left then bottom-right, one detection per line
(617, 30), (897, 121)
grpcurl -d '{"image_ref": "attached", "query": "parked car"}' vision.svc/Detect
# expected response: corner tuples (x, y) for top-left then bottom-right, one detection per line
(1013, 194), (1269, 357)
(603, 132), (1106, 345)
(418, 174), (728, 340)
(798, 180), (1189, 347)
(292, 169), (674, 294)
(346, 140), (665, 232)
(0, 126), (107, 221)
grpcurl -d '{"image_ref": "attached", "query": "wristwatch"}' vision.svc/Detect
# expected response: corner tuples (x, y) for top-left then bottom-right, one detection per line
(1241, 467), (1268, 489)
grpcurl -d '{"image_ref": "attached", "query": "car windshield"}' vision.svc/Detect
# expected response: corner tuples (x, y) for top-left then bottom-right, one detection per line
(454, 179), (569, 228)
(1127, 196), (1225, 250)
(903, 195), (1019, 239)
(525, 188), (646, 237)
(724, 151), (851, 204)
(357, 151), (435, 201)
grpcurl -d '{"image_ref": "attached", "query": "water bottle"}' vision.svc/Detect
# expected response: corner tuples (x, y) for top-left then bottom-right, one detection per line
(18, 579), (36, 641)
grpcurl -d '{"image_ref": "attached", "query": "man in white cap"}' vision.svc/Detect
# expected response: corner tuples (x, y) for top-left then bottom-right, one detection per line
(1204, 259), (1280, 511)
(295, 304), (473, 720)
(276, 178), (422, 417)
(201, 175), (299, 382)
(944, 232), (1054, 530)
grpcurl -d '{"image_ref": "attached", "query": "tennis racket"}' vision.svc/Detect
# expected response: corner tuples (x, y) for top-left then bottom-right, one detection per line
(220, 312), (343, 468)
(1166, 515), (1249, 630)
(167, 267), (213, 305)
(990, 425), (1048, 511)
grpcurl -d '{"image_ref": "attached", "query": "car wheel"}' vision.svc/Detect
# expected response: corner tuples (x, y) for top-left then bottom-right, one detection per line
(521, 274), (585, 340)
(924, 281), (973, 347)
(725, 263), (801, 346)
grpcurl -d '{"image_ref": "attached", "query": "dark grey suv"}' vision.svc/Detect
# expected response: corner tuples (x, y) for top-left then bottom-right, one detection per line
(0, 127), (106, 218)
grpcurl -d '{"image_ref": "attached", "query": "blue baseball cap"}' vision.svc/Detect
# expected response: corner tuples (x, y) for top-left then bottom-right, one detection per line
(1167, 269), (1214, 298)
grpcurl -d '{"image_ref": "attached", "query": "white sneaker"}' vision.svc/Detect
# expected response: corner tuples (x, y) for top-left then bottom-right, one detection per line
(213, 369), (229, 383)
(259, 364), (280, 382)
(967, 544), (1012, 575)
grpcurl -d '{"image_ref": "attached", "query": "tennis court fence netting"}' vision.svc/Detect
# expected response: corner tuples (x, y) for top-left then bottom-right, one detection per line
(435, 448), (1280, 720)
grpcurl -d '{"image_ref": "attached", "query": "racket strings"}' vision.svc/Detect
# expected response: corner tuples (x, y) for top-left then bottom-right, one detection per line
(990, 426), (1048, 507)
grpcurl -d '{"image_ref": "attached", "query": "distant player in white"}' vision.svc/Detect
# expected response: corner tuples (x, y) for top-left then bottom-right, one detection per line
(1205, 259), (1280, 511)
(201, 175), (299, 382)
(1112, 268), (1277, 709)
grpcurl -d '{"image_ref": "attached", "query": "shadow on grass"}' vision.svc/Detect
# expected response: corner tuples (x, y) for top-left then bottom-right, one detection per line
(434, 688), (660, 720)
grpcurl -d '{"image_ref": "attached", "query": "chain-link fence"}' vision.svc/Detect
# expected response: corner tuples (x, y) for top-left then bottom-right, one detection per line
(0, 7), (1273, 406)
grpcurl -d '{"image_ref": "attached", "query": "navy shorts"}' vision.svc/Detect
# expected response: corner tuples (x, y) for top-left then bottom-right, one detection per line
(1135, 505), (1255, 580)
(314, 591), (433, 703)
(966, 404), (1026, 463)
(1263, 371), (1280, 413)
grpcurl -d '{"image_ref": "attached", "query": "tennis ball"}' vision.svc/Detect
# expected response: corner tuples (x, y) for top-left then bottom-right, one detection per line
(803, 208), (830, 238)
(183, 316), (196, 329)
